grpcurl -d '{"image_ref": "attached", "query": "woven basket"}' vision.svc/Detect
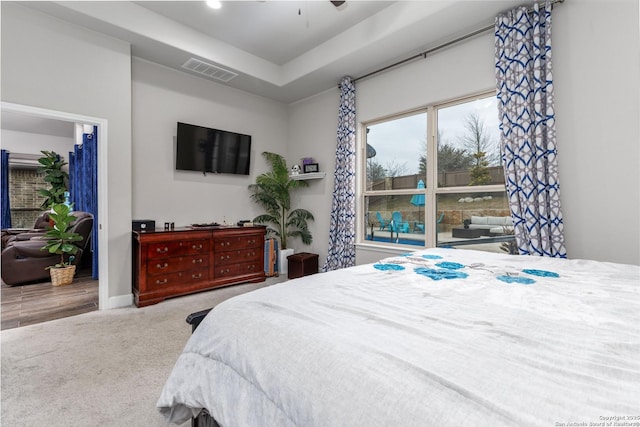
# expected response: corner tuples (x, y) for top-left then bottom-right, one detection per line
(50, 265), (76, 287)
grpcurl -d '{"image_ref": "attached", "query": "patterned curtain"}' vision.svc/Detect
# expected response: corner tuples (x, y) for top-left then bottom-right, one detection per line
(322, 76), (356, 271)
(1, 150), (11, 228)
(495, 1), (566, 258)
(69, 126), (99, 278)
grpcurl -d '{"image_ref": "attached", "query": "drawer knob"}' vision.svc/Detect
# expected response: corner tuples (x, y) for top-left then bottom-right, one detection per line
(192, 244), (203, 250)
(156, 262), (169, 269)
(156, 247), (169, 253)
(192, 273), (202, 279)
(156, 278), (168, 285)
(192, 258), (203, 264)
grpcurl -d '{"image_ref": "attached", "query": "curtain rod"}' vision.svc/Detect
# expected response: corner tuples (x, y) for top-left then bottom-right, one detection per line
(352, 0), (564, 84)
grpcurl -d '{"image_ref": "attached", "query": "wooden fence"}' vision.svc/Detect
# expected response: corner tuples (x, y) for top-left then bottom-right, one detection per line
(370, 166), (504, 190)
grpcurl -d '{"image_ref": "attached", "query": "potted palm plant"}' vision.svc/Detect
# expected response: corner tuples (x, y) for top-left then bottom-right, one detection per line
(41, 203), (83, 286)
(249, 152), (314, 273)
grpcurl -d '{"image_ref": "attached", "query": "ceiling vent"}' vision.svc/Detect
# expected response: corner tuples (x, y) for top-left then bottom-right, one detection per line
(182, 58), (238, 82)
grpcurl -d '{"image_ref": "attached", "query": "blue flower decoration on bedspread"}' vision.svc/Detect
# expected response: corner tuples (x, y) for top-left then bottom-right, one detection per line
(374, 263), (406, 271)
(435, 262), (465, 270)
(421, 254), (443, 260)
(414, 267), (468, 280)
(522, 269), (559, 278)
(497, 275), (535, 285)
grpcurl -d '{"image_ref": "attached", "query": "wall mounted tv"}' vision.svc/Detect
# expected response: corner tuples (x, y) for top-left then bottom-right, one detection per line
(175, 122), (251, 175)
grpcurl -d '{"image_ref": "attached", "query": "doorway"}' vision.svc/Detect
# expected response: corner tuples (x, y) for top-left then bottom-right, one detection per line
(1, 101), (109, 314)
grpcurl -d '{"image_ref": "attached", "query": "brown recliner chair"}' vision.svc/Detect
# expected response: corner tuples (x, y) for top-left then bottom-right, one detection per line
(1, 211), (50, 249)
(1, 212), (93, 286)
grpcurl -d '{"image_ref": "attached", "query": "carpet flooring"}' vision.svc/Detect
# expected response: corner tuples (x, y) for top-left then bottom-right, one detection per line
(1, 278), (283, 426)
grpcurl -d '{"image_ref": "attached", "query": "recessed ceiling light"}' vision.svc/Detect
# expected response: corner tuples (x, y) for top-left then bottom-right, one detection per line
(206, 1), (221, 9)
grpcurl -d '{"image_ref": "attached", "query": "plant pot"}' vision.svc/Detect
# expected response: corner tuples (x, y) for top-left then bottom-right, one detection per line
(278, 248), (294, 275)
(50, 265), (76, 287)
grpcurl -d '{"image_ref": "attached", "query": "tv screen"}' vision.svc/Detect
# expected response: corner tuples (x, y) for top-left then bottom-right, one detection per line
(176, 122), (251, 175)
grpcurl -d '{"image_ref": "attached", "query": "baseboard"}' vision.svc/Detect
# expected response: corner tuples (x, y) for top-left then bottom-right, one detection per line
(107, 293), (134, 309)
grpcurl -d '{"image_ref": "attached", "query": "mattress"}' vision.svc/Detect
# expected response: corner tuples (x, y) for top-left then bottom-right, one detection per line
(158, 248), (640, 426)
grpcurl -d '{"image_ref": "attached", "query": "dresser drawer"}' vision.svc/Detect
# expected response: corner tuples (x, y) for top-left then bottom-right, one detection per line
(147, 266), (210, 291)
(214, 261), (263, 279)
(214, 234), (262, 251)
(147, 239), (209, 259)
(147, 254), (209, 276)
(215, 247), (262, 266)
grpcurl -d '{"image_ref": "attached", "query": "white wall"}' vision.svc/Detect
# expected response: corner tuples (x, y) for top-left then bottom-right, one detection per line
(287, 89), (340, 268)
(1, 129), (75, 163)
(131, 58), (289, 226)
(553, 0), (639, 265)
(289, 0), (640, 266)
(1, 3), (134, 302)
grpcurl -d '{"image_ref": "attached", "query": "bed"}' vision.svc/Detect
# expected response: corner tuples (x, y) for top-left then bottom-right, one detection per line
(157, 248), (640, 426)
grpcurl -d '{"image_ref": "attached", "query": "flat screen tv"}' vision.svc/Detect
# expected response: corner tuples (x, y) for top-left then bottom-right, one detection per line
(176, 122), (251, 175)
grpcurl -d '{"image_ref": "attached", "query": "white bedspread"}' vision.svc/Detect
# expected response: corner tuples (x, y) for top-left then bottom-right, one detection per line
(158, 249), (640, 426)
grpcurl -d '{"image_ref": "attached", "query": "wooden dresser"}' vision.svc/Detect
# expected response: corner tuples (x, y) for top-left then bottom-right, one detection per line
(133, 226), (265, 307)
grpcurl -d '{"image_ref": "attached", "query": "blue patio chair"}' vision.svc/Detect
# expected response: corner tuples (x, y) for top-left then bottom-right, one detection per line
(391, 211), (410, 234)
(376, 212), (390, 231)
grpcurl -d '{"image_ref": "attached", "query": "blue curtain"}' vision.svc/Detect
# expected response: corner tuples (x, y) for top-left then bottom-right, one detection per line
(70, 145), (81, 211)
(1, 150), (11, 228)
(322, 77), (356, 272)
(69, 126), (99, 278)
(495, 1), (566, 258)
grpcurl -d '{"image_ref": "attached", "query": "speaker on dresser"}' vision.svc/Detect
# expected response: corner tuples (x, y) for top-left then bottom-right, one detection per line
(132, 219), (155, 232)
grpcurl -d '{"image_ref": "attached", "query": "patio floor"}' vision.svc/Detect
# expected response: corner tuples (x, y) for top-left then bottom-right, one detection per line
(365, 229), (514, 254)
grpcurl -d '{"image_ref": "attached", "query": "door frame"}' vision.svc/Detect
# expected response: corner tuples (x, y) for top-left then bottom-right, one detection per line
(2, 101), (110, 309)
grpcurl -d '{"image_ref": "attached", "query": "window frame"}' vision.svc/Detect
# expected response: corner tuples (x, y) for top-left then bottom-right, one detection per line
(358, 89), (505, 250)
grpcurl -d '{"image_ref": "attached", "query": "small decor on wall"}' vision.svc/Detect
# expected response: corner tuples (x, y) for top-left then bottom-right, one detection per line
(303, 163), (319, 173)
(301, 157), (314, 166)
(291, 164), (301, 175)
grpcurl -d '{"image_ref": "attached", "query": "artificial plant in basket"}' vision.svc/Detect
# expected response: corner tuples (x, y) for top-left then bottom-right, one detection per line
(248, 151), (314, 249)
(41, 203), (83, 286)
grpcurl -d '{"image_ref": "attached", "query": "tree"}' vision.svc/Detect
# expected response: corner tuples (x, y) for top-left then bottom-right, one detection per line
(384, 159), (408, 178)
(458, 113), (497, 186)
(418, 131), (473, 176)
(459, 112), (499, 167)
(37, 151), (69, 209)
(366, 159), (386, 185)
(437, 143), (473, 173)
(468, 151), (492, 186)
(418, 138), (427, 177)
(41, 203), (83, 268)
(248, 152), (314, 249)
